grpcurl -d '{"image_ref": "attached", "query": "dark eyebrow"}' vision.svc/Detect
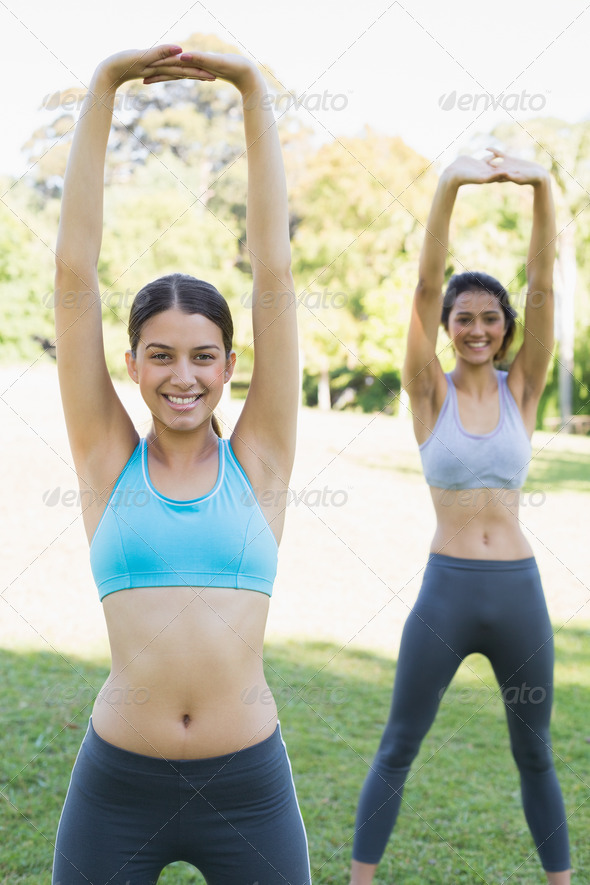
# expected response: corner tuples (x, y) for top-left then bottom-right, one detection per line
(455, 309), (501, 317)
(145, 343), (221, 351)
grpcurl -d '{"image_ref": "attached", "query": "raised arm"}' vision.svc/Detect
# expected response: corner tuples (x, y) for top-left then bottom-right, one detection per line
(150, 52), (298, 482)
(402, 167), (459, 401)
(240, 68), (298, 477)
(402, 155), (504, 428)
(54, 46), (190, 473)
(496, 153), (556, 415)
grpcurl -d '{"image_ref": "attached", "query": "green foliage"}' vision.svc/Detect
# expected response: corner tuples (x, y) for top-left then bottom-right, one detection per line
(289, 132), (434, 406)
(2, 57), (590, 415)
(0, 179), (58, 363)
(304, 367), (401, 414)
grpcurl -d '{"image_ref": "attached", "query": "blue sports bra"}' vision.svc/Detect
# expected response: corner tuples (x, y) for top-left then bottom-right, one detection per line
(89, 438), (278, 600)
(419, 371), (531, 490)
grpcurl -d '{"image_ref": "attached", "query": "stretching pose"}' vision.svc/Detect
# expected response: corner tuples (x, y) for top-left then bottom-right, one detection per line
(351, 151), (570, 884)
(52, 46), (310, 884)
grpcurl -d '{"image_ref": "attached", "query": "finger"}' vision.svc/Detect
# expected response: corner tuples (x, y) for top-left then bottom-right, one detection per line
(150, 50), (215, 69)
(148, 55), (186, 67)
(146, 61), (216, 79)
(178, 50), (229, 73)
(151, 43), (184, 60)
(143, 76), (184, 84)
(179, 51), (222, 64)
(143, 71), (217, 83)
(484, 151), (506, 168)
(134, 44), (183, 69)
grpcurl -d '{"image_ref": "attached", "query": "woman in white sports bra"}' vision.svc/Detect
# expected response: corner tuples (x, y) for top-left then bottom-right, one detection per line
(52, 45), (310, 884)
(351, 150), (571, 884)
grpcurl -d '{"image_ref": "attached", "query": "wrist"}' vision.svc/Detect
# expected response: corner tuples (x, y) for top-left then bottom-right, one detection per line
(238, 66), (266, 97)
(438, 169), (462, 192)
(90, 64), (121, 97)
(531, 171), (551, 189)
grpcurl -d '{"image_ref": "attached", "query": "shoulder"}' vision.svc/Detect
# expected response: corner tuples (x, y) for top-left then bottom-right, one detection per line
(496, 368), (509, 391)
(502, 367), (537, 437)
(222, 437), (250, 483)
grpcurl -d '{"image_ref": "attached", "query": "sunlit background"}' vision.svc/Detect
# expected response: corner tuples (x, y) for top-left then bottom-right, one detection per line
(2, 0), (590, 175)
(1, 1), (589, 882)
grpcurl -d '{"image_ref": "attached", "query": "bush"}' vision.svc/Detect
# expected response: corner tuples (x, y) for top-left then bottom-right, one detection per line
(303, 367), (401, 413)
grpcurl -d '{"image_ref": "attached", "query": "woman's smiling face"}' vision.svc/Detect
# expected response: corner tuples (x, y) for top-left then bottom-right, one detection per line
(447, 290), (507, 364)
(126, 308), (234, 430)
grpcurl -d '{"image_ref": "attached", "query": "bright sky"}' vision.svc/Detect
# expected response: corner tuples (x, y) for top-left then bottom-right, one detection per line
(2, 0), (590, 176)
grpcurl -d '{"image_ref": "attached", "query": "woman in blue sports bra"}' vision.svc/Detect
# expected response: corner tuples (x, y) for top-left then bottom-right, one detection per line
(351, 151), (571, 884)
(52, 46), (310, 884)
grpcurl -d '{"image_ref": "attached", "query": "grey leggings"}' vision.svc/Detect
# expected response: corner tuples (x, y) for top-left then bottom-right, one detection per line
(53, 720), (311, 885)
(353, 554), (570, 873)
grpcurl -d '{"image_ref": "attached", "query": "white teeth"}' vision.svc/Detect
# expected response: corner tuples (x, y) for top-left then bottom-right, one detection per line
(166, 395), (199, 404)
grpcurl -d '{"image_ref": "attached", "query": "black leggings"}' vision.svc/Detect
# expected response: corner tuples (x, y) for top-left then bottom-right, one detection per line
(53, 720), (311, 885)
(353, 554), (570, 873)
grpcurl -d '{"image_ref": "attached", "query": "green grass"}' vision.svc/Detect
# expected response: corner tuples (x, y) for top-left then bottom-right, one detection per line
(1, 633), (588, 884)
(526, 447), (590, 494)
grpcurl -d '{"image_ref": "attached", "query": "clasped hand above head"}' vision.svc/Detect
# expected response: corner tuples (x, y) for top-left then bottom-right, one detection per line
(95, 44), (262, 95)
(442, 148), (551, 188)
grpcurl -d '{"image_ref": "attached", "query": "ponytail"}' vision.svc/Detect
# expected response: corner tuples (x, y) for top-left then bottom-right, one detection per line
(211, 413), (222, 438)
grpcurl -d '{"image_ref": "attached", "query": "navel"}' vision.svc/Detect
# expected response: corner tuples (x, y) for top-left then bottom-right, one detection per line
(182, 713), (192, 728)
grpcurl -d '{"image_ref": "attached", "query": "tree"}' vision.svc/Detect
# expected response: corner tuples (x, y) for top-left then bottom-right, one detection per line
(492, 118), (590, 427)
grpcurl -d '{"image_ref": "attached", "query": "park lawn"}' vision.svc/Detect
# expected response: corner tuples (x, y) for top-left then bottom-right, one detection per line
(1, 631), (588, 885)
(526, 430), (590, 494)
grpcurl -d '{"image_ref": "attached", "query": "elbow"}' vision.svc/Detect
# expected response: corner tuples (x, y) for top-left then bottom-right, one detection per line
(253, 261), (294, 293)
(526, 285), (554, 309)
(55, 231), (99, 279)
(415, 279), (442, 300)
(55, 256), (97, 287)
(268, 250), (293, 282)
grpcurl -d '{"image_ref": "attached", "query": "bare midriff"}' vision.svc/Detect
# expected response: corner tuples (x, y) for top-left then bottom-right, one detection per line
(92, 586), (277, 760)
(429, 486), (535, 560)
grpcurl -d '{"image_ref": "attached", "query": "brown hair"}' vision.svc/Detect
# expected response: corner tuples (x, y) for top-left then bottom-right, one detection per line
(442, 271), (517, 362)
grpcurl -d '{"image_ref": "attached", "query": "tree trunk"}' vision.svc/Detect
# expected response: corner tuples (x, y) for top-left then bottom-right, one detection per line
(299, 347), (305, 410)
(318, 357), (331, 411)
(398, 387), (411, 419)
(555, 222), (576, 431)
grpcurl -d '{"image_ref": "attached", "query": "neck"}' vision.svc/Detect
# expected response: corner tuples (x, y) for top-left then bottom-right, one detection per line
(147, 420), (219, 465)
(451, 359), (498, 395)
